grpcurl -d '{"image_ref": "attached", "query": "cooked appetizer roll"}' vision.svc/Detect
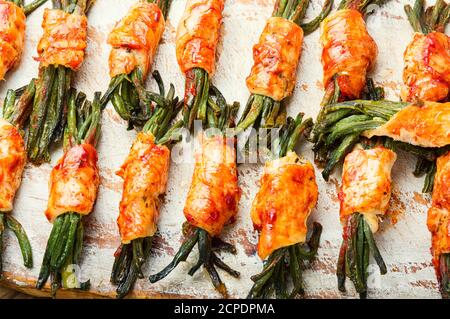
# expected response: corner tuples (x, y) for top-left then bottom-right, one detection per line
(0, 1), (25, 80)
(0, 81), (36, 276)
(175, 0), (229, 130)
(236, 0), (332, 132)
(318, 0), (390, 107)
(246, 17), (304, 102)
(0, 0), (48, 80)
(337, 146), (394, 298)
(248, 114), (323, 299)
(36, 91), (102, 297)
(150, 92), (241, 298)
(117, 133), (170, 244)
(102, 0), (171, 127)
(176, 0), (223, 76)
(321, 9), (377, 100)
(44, 143), (99, 223)
(37, 8), (88, 70)
(428, 151), (450, 297)
(111, 82), (182, 299)
(252, 152), (318, 259)
(108, 2), (165, 79)
(5, 0), (93, 164)
(0, 119), (26, 213)
(183, 134), (240, 237)
(402, 0), (450, 102)
(311, 98), (450, 191)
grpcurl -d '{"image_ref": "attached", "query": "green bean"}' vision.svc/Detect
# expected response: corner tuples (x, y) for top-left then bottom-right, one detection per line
(149, 229), (199, 283)
(73, 219), (83, 265)
(336, 237), (347, 292)
(27, 66), (56, 158)
(49, 213), (72, 270)
(212, 254), (240, 278)
(362, 216), (387, 274)
(101, 74), (126, 109)
(212, 237), (237, 254)
(197, 72), (210, 122)
(405, 3), (424, 33)
(322, 134), (359, 181)
(24, 0), (49, 16)
(301, 0), (333, 35)
(9, 79), (36, 128)
(297, 222), (322, 259)
(248, 264), (276, 299)
(423, 161), (436, 193)
(132, 238), (145, 279)
(188, 230), (210, 276)
(288, 246), (303, 298)
(274, 260), (287, 299)
(37, 215), (65, 288)
(235, 95), (265, 132)
(52, 214), (80, 270)
(251, 249), (285, 282)
(4, 214), (33, 268)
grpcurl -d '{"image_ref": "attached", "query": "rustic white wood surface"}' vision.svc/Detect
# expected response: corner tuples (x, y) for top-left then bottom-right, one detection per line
(0, 0), (443, 299)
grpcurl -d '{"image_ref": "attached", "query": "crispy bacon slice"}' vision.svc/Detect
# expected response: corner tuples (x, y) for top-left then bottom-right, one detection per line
(339, 146), (396, 233)
(108, 2), (165, 79)
(37, 8), (88, 70)
(184, 133), (241, 237)
(116, 132), (170, 244)
(246, 17), (304, 101)
(0, 0), (25, 80)
(363, 101), (450, 148)
(45, 143), (99, 222)
(176, 0), (224, 75)
(0, 118), (26, 212)
(320, 9), (378, 99)
(251, 152), (318, 260)
(402, 32), (450, 102)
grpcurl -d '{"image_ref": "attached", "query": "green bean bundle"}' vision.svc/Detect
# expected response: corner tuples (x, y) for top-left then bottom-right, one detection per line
(111, 74), (183, 299)
(101, 0), (172, 128)
(36, 91), (101, 297)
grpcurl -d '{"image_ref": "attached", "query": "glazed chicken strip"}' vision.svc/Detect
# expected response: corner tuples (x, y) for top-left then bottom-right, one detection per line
(45, 143), (100, 222)
(0, 118), (26, 212)
(320, 9), (378, 99)
(184, 133), (241, 237)
(402, 32), (450, 102)
(108, 2), (165, 79)
(340, 146), (396, 233)
(251, 151), (318, 260)
(0, 0), (25, 80)
(37, 8), (88, 71)
(246, 17), (303, 101)
(428, 152), (450, 269)
(363, 101), (450, 148)
(117, 132), (170, 244)
(176, 0), (224, 75)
